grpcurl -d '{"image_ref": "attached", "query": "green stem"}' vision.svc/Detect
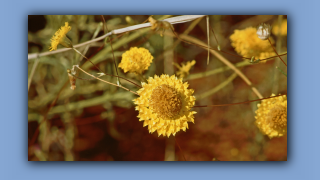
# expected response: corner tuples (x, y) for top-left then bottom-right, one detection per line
(195, 73), (238, 100)
(276, 66), (287, 77)
(186, 61), (250, 80)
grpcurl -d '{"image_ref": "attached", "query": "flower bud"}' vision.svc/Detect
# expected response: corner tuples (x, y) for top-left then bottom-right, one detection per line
(256, 23), (272, 40)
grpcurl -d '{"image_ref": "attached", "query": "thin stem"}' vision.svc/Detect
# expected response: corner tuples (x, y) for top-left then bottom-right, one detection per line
(209, 23), (220, 50)
(70, 74), (105, 81)
(271, 15), (284, 95)
(78, 22), (102, 62)
(186, 61), (250, 81)
(276, 66), (287, 77)
(175, 137), (187, 161)
(135, 73), (147, 83)
(73, 47), (142, 88)
(28, 56), (40, 92)
(164, 136), (175, 161)
(193, 94), (286, 108)
(102, 15), (121, 86)
(268, 38), (287, 66)
(195, 73), (238, 100)
(171, 16), (204, 50)
(207, 15), (210, 65)
(76, 66), (139, 96)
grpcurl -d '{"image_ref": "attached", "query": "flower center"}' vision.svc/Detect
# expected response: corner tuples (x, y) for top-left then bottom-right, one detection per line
(267, 105), (287, 130)
(149, 84), (182, 119)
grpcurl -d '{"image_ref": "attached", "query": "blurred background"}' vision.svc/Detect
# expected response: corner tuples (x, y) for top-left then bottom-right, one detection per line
(28, 15), (287, 161)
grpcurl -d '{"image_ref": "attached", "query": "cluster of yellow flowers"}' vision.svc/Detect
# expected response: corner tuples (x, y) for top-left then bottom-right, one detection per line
(255, 94), (287, 139)
(272, 19), (287, 36)
(49, 20), (287, 139)
(230, 27), (276, 59)
(50, 23), (197, 138)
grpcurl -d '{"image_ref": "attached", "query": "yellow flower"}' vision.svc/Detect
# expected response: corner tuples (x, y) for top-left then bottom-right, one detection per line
(174, 60), (196, 79)
(255, 94), (287, 139)
(230, 27), (276, 60)
(133, 74), (196, 137)
(118, 47), (153, 74)
(49, 22), (72, 51)
(272, 19), (287, 36)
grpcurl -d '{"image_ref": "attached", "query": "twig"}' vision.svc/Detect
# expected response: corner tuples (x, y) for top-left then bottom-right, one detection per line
(73, 48), (142, 88)
(76, 66), (139, 95)
(268, 38), (287, 66)
(194, 94), (286, 108)
(28, 56), (40, 92)
(28, 15), (205, 60)
(209, 23), (220, 50)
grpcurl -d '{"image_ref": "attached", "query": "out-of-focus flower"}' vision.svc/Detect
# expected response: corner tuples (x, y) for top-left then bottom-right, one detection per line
(174, 60), (196, 79)
(256, 23), (272, 40)
(133, 74), (196, 137)
(118, 47), (153, 74)
(49, 22), (72, 51)
(230, 27), (276, 60)
(148, 16), (173, 36)
(255, 94), (287, 139)
(272, 19), (287, 36)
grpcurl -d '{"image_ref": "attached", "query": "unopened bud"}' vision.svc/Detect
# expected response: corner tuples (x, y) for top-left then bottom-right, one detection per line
(256, 23), (272, 40)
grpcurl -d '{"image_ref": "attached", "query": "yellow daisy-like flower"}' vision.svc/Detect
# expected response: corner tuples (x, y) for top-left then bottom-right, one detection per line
(230, 27), (276, 60)
(133, 74), (196, 137)
(255, 94), (287, 139)
(174, 60), (196, 79)
(49, 22), (72, 51)
(118, 47), (153, 74)
(272, 19), (287, 36)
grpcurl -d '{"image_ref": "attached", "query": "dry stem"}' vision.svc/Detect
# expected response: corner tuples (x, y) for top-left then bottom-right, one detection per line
(76, 66), (139, 96)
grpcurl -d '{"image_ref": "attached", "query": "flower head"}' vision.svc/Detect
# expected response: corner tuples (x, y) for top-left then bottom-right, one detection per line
(133, 74), (196, 137)
(118, 47), (153, 74)
(256, 23), (272, 40)
(49, 22), (72, 51)
(174, 60), (196, 79)
(255, 94), (287, 139)
(272, 19), (287, 36)
(230, 27), (276, 60)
